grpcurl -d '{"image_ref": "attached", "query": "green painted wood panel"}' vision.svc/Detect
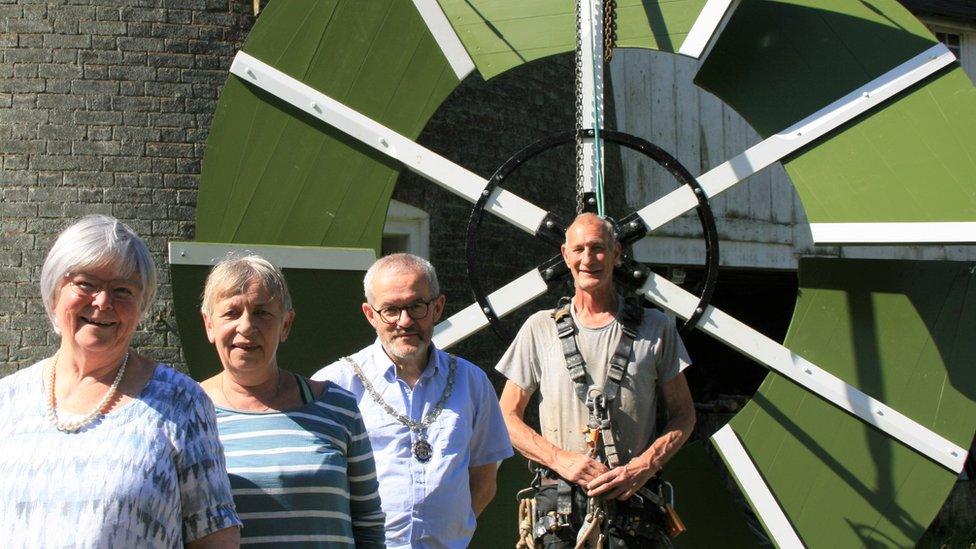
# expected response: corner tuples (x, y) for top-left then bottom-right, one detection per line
(197, 0), (459, 249)
(172, 263), (374, 381)
(436, 0), (708, 80)
(695, 0), (935, 138)
(785, 68), (976, 223)
(729, 258), (976, 546)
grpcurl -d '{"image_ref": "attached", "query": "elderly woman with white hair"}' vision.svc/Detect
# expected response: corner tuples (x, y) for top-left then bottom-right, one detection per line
(0, 215), (241, 547)
(198, 254), (385, 547)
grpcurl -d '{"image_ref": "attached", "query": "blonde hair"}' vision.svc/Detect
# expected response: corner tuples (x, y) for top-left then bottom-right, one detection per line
(201, 254), (293, 316)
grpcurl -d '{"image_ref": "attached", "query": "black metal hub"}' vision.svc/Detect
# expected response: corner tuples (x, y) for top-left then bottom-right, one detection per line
(466, 128), (720, 339)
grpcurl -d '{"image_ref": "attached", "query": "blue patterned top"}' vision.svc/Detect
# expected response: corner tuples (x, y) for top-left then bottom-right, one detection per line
(215, 378), (385, 547)
(0, 360), (241, 548)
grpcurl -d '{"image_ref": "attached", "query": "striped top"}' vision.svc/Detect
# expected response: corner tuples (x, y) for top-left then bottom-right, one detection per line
(215, 376), (385, 547)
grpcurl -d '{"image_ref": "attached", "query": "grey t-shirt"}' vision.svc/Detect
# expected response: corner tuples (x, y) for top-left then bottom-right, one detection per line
(496, 300), (691, 462)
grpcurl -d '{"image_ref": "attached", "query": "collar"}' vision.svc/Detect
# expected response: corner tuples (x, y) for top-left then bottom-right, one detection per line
(570, 294), (624, 331)
(368, 339), (442, 383)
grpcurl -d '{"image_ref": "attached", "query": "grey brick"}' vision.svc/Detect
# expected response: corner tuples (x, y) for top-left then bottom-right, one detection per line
(158, 128), (185, 142)
(77, 191), (103, 206)
(73, 140), (121, 156)
(64, 171), (114, 187)
(28, 187), (77, 206)
(3, 48), (52, 64)
(36, 93), (84, 110)
(0, 202), (37, 217)
(95, 6), (121, 21)
(91, 36), (117, 50)
(43, 78), (71, 94)
(18, 34), (43, 48)
(3, 155), (29, 170)
(103, 156), (153, 172)
(119, 36), (166, 52)
(74, 110), (124, 126)
(0, 107), (47, 123)
(85, 122), (113, 139)
(147, 52), (194, 68)
(108, 65), (156, 82)
(0, 139), (44, 154)
(123, 111), (149, 127)
(51, 50), (78, 65)
(44, 140), (70, 155)
(42, 33), (90, 49)
(82, 65), (108, 79)
(70, 80), (119, 95)
(78, 20), (126, 36)
(30, 155), (101, 171)
(63, 202), (113, 217)
(12, 64), (38, 78)
(78, 49), (123, 65)
(120, 7), (168, 23)
(0, 78), (45, 93)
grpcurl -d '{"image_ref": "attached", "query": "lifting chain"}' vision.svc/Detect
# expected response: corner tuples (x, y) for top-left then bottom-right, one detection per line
(604, 0), (616, 63)
(574, 0), (586, 215)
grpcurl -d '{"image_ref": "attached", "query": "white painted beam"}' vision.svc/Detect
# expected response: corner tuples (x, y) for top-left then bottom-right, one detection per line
(712, 426), (805, 549)
(432, 269), (549, 349)
(678, 0), (739, 60)
(168, 241), (376, 271)
(810, 222), (976, 244)
(411, 0), (475, 80)
(635, 43), (957, 232)
(639, 271), (967, 472)
(229, 51), (548, 236)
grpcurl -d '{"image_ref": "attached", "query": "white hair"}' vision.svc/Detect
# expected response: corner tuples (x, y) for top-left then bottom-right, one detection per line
(201, 253), (293, 317)
(363, 253), (440, 304)
(40, 215), (157, 334)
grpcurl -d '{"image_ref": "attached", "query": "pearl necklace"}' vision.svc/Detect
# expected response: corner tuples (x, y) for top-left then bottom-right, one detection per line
(45, 350), (129, 433)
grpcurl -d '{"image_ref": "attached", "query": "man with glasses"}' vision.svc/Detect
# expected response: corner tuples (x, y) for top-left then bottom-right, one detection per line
(313, 253), (512, 549)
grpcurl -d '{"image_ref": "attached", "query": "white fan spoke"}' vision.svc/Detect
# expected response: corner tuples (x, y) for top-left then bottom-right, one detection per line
(635, 44), (955, 234)
(712, 426), (804, 548)
(229, 51), (548, 236)
(432, 269), (549, 349)
(678, 0), (740, 60)
(639, 271), (967, 472)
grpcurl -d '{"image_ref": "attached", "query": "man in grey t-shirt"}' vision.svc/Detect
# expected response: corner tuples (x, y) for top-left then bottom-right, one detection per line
(496, 213), (696, 547)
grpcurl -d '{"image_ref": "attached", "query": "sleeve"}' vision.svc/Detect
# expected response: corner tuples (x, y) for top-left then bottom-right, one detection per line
(175, 384), (242, 542)
(656, 313), (692, 385)
(494, 312), (546, 394)
(345, 401), (386, 548)
(311, 359), (348, 383)
(467, 368), (515, 467)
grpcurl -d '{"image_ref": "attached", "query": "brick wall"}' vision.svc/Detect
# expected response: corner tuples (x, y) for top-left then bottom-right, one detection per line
(0, 1), (254, 374)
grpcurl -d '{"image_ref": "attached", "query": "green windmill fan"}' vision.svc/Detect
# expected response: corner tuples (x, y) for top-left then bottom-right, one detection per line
(170, 1), (976, 546)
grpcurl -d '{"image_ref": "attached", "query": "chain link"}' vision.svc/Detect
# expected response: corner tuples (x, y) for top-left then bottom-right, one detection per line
(604, 0), (616, 63)
(574, 0), (585, 215)
(343, 354), (457, 434)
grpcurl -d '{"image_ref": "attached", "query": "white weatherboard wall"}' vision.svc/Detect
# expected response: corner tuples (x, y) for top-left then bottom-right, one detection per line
(610, 46), (976, 270)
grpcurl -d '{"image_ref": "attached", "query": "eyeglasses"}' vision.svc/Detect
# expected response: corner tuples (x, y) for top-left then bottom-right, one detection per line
(370, 298), (435, 325)
(65, 273), (141, 304)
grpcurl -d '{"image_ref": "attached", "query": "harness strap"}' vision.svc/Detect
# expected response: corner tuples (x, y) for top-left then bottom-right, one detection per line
(551, 295), (644, 408)
(554, 305), (589, 403)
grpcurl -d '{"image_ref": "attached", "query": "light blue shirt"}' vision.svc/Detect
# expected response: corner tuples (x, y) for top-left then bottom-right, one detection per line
(313, 341), (513, 549)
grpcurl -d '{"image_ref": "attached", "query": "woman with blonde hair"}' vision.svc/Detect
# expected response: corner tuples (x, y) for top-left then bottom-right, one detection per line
(199, 254), (385, 547)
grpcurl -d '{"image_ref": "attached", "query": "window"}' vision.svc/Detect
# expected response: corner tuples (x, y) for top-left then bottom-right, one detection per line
(383, 200), (430, 258)
(936, 31), (962, 58)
